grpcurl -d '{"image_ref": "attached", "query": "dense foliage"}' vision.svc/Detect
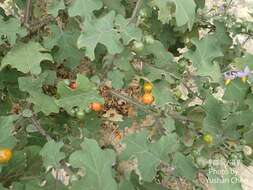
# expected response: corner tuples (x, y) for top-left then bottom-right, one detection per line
(0, 0), (253, 189)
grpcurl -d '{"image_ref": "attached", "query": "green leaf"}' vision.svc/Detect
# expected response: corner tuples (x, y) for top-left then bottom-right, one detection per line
(184, 37), (223, 82)
(115, 14), (142, 45)
(1, 42), (53, 75)
(102, 0), (126, 16)
(44, 24), (84, 68)
(142, 40), (174, 67)
(0, 67), (23, 89)
(138, 182), (168, 190)
(150, 0), (173, 24)
(18, 75), (59, 115)
(153, 81), (174, 106)
(0, 184), (7, 190)
(234, 53), (253, 69)
(202, 95), (225, 135)
(69, 138), (117, 190)
(173, 0), (196, 30)
(119, 180), (135, 190)
(56, 74), (103, 113)
(151, 0), (196, 29)
(212, 21), (232, 50)
(0, 16), (27, 45)
(12, 174), (68, 190)
(47, 0), (65, 17)
(29, 94), (59, 115)
(223, 79), (249, 103)
(172, 152), (197, 181)
(120, 130), (179, 181)
(108, 69), (125, 89)
(162, 116), (175, 132)
(18, 75), (45, 95)
(39, 140), (65, 168)
(68, 0), (103, 20)
(77, 11), (123, 60)
(0, 116), (16, 148)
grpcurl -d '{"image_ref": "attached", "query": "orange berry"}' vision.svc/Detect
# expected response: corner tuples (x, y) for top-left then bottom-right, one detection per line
(0, 148), (12, 164)
(90, 102), (102, 112)
(69, 81), (77, 90)
(114, 130), (123, 142)
(142, 93), (154, 105)
(143, 82), (153, 93)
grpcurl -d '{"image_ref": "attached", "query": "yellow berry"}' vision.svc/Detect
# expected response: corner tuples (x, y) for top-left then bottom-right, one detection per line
(143, 82), (153, 93)
(0, 148), (12, 164)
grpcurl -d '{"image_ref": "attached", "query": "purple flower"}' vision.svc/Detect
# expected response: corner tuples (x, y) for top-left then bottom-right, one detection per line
(224, 66), (251, 80)
(236, 66), (250, 77)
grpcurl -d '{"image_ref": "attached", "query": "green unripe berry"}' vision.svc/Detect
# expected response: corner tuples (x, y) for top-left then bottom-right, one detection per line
(203, 134), (213, 144)
(76, 110), (85, 120)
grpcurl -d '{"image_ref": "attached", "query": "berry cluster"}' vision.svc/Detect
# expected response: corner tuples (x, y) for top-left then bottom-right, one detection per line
(142, 82), (154, 105)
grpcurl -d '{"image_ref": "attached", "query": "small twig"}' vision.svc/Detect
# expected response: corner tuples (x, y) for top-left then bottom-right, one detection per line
(23, 0), (32, 25)
(29, 116), (52, 141)
(128, 0), (142, 25)
(182, 82), (204, 101)
(109, 89), (158, 114)
(242, 35), (251, 47)
(109, 89), (192, 123)
(74, 17), (84, 31)
(29, 115), (74, 177)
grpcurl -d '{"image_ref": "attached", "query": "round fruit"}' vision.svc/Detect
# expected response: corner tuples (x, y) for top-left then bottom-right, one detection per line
(143, 82), (153, 93)
(69, 81), (77, 90)
(142, 93), (154, 105)
(90, 102), (102, 112)
(203, 134), (213, 144)
(76, 109), (85, 120)
(144, 35), (155, 44)
(0, 148), (12, 164)
(243, 145), (252, 156)
(132, 41), (144, 52)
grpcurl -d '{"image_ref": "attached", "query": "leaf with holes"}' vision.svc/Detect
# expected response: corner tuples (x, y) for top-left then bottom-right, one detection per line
(77, 11), (123, 60)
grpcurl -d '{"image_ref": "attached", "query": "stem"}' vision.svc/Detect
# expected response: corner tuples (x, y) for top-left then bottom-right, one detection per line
(29, 115), (73, 177)
(74, 17), (84, 31)
(182, 82), (204, 101)
(109, 89), (192, 123)
(23, 0), (32, 26)
(109, 89), (158, 114)
(128, 0), (142, 25)
(29, 116), (52, 141)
